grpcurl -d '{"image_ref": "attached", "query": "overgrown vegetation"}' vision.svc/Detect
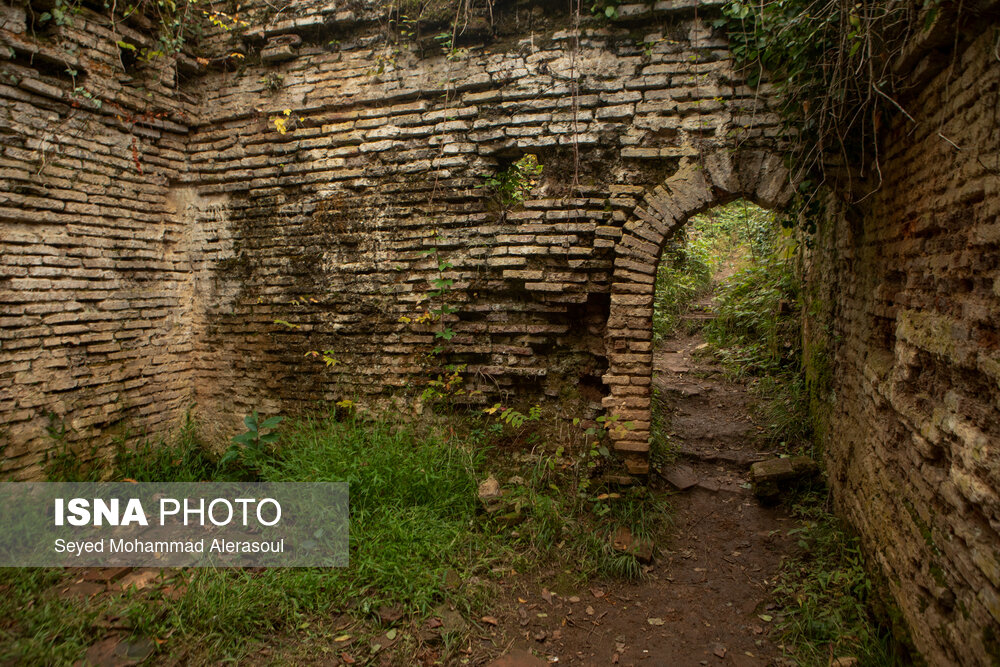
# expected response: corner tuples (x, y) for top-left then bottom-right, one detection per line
(3, 407), (669, 663)
(652, 200), (775, 341)
(773, 491), (907, 665)
(717, 0), (935, 197)
(481, 154), (544, 215)
(29, 0), (246, 65)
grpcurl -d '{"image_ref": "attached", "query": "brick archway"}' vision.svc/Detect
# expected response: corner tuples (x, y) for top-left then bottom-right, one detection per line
(603, 150), (797, 475)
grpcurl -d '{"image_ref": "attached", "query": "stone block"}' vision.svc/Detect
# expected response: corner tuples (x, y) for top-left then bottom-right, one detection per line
(751, 456), (819, 499)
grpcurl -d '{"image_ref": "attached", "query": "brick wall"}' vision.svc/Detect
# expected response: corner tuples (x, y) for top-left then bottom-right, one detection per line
(801, 20), (1000, 665)
(2, 1), (999, 661)
(0, 3), (195, 477)
(176, 1), (784, 452)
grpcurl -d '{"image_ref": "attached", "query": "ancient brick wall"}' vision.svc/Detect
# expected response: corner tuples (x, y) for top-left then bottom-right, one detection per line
(801, 22), (1000, 666)
(0, 3), (196, 477)
(2, 1), (999, 662)
(176, 1), (784, 454)
(3, 1), (785, 473)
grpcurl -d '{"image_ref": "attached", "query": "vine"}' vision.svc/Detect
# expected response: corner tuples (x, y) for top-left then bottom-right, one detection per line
(716, 0), (941, 199)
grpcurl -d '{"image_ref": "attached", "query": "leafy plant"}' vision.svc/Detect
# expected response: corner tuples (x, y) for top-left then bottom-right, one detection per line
(481, 154), (543, 212)
(484, 403), (541, 429)
(400, 243), (460, 360)
(219, 412), (283, 471)
(590, 0), (620, 19)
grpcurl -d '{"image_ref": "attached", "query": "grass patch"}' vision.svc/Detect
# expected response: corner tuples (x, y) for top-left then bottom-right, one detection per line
(7, 408), (671, 663)
(113, 415), (215, 482)
(774, 491), (907, 665)
(0, 569), (105, 664)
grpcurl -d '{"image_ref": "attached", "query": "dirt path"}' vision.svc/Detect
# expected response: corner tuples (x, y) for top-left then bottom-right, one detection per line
(488, 318), (797, 666)
(46, 302), (800, 667)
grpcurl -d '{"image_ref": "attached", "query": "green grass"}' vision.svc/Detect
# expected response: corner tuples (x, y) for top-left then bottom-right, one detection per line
(5, 409), (672, 663)
(261, 413), (491, 613)
(774, 492), (907, 666)
(0, 569), (106, 664)
(113, 415), (215, 482)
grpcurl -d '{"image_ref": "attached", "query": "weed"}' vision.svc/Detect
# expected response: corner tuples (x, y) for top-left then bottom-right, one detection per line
(218, 411), (283, 475)
(480, 154), (543, 213)
(773, 491), (905, 665)
(113, 415), (214, 482)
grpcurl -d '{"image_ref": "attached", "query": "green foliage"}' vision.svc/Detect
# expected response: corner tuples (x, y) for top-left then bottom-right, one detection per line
(704, 226), (800, 377)
(32, 0), (247, 69)
(218, 411), (283, 473)
(702, 215), (812, 451)
(482, 154), (543, 211)
(4, 407), (673, 662)
(258, 413), (488, 613)
(715, 0), (920, 188)
(751, 374), (812, 453)
(590, 0), (620, 19)
(485, 403), (542, 429)
(420, 245), (458, 352)
(653, 200), (775, 340)
(774, 492), (903, 665)
(0, 568), (103, 663)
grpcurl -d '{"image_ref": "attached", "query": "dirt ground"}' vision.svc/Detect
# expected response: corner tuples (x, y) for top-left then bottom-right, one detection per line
(54, 318), (800, 667)
(480, 323), (797, 667)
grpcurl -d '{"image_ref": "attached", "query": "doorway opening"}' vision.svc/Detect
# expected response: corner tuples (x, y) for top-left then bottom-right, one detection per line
(648, 198), (806, 470)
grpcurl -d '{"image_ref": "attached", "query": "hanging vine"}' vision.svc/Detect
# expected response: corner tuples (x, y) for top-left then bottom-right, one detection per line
(716, 0), (953, 200)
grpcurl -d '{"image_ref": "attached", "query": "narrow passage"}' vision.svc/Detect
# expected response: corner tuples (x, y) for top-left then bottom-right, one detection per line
(489, 300), (797, 666)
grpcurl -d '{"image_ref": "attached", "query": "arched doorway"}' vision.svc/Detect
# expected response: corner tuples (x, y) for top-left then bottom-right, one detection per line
(603, 150), (796, 475)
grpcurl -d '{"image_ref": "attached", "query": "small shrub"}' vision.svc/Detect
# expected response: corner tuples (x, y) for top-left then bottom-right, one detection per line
(481, 154), (543, 211)
(218, 411), (283, 477)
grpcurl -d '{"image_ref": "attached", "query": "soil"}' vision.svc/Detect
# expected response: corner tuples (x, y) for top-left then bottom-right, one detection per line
(54, 301), (802, 667)
(483, 312), (798, 666)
